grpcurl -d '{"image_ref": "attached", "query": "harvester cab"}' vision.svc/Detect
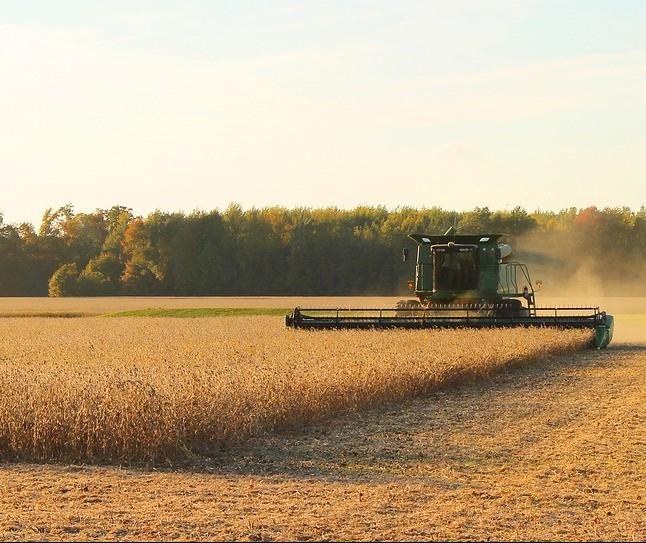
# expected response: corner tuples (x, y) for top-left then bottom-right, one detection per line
(400, 227), (537, 318)
(285, 227), (614, 349)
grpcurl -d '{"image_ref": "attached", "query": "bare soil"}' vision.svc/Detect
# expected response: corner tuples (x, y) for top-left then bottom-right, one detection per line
(1, 341), (644, 542)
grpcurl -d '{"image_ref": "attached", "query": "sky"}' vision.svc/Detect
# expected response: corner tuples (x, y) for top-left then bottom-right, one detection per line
(1, 0), (645, 228)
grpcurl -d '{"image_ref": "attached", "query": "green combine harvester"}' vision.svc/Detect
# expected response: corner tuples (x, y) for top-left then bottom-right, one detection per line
(285, 227), (614, 349)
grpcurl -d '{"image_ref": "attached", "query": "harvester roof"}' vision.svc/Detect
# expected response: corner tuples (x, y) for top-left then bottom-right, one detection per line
(408, 233), (508, 246)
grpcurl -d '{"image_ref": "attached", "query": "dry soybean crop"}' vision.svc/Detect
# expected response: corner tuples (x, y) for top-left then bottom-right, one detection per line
(0, 316), (590, 465)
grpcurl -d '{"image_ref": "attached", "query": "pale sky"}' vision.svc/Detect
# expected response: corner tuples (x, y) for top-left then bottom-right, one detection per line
(1, 0), (645, 227)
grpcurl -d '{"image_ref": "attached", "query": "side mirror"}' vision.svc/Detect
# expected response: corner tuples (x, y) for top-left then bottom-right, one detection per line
(402, 248), (409, 262)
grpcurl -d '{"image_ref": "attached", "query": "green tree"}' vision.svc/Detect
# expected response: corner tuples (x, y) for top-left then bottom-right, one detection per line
(77, 270), (112, 296)
(458, 207), (491, 233)
(79, 253), (126, 295)
(102, 205), (134, 257)
(48, 263), (79, 297)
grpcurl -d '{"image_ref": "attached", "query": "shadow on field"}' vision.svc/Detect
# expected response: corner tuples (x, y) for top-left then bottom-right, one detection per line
(185, 345), (641, 481)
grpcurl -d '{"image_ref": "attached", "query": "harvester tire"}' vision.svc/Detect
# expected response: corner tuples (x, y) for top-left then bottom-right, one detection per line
(493, 299), (524, 319)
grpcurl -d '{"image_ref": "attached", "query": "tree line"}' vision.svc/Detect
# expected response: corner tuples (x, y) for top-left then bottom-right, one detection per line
(1, 203), (644, 297)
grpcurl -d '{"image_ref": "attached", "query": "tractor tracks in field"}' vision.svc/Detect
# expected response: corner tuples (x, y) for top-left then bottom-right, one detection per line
(213, 342), (646, 480)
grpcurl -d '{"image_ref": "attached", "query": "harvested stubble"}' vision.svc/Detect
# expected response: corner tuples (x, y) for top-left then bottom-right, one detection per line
(0, 317), (591, 465)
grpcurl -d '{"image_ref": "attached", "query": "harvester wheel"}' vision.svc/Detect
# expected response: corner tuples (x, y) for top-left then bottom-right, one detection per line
(493, 299), (524, 319)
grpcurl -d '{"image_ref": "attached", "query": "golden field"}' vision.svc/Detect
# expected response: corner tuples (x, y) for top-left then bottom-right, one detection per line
(0, 317), (590, 464)
(0, 296), (644, 541)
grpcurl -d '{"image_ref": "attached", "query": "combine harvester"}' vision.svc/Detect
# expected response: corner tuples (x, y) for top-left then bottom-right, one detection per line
(285, 227), (614, 349)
